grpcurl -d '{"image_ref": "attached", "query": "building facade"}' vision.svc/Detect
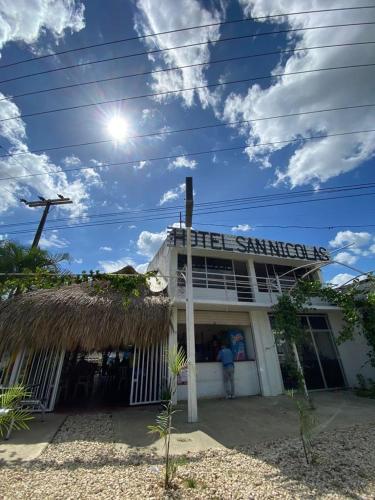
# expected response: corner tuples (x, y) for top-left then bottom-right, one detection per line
(149, 228), (374, 400)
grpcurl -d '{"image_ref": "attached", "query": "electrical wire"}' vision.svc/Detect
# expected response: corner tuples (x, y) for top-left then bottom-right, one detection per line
(2, 181), (374, 229)
(0, 102), (373, 159)
(4, 191), (375, 236)
(1, 40), (374, 104)
(1, 5), (373, 69)
(1, 62), (374, 124)
(196, 222), (375, 230)
(1, 128), (374, 182)
(1, 21), (374, 86)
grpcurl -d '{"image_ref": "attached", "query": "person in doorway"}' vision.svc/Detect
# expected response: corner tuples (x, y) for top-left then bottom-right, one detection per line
(217, 343), (235, 399)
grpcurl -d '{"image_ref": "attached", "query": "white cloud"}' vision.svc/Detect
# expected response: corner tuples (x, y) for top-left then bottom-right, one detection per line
(159, 183), (185, 206)
(78, 167), (103, 187)
(0, 0), (85, 55)
(329, 273), (357, 287)
(38, 230), (69, 249)
(168, 156), (197, 170)
(231, 224), (252, 232)
(62, 155), (81, 167)
(99, 246), (112, 252)
(0, 2), (93, 218)
(133, 160), (150, 170)
(134, 0), (224, 108)
(98, 257), (149, 274)
(223, 1), (375, 186)
(98, 257), (136, 273)
(73, 258), (83, 264)
(137, 229), (167, 258)
(329, 231), (372, 251)
(329, 272), (368, 287)
(0, 97), (101, 216)
(136, 262), (149, 274)
(334, 252), (358, 266)
(329, 230), (375, 265)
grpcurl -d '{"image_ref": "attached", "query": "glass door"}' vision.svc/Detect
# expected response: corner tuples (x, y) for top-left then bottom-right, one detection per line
(307, 316), (345, 389)
(311, 330), (345, 388)
(297, 333), (325, 390)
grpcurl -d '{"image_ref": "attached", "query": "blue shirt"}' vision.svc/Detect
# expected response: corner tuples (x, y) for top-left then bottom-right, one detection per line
(217, 348), (234, 368)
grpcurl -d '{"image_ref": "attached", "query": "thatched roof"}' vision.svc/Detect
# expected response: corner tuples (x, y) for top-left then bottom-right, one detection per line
(0, 283), (171, 352)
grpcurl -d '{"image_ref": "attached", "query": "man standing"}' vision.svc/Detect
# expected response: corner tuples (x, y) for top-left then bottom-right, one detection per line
(217, 343), (235, 399)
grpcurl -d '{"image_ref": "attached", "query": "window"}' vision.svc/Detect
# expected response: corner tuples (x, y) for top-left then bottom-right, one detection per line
(254, 263), (317, 292)
(177, 254), (252, 300)
(177, 324), (255, 363)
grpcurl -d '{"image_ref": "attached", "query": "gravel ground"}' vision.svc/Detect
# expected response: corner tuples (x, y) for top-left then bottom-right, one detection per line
(0, 413), (374, 499)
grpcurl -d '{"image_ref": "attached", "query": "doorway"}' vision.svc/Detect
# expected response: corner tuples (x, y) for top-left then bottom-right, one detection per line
(275, 315), (346, 390)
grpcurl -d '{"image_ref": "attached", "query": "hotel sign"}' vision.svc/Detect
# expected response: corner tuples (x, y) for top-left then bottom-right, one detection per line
(168, 228), (330, 262)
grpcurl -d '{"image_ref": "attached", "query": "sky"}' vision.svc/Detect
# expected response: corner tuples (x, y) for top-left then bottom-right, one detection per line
(0, 0), (374, 286)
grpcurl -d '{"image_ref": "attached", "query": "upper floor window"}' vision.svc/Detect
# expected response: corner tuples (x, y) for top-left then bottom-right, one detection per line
(177, 254), (252, 301)
(254, 262), (318, 292)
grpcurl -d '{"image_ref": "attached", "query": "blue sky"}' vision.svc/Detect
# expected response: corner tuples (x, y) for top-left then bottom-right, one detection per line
(0, 0), (374, 286)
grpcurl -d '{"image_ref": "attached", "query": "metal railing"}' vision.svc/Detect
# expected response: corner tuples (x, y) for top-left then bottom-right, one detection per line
(175, 270), (300, 303)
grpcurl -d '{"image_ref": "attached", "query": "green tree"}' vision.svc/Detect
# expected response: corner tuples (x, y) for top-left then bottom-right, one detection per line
(0, 240), (69, 274)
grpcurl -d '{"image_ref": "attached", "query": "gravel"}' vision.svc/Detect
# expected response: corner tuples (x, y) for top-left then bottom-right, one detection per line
(0, 413), (374, 499)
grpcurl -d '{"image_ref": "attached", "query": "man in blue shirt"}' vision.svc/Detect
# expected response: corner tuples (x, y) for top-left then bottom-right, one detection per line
(217, 343), (235, 399)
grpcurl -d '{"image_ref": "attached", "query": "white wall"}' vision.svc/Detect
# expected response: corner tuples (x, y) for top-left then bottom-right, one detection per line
(177, 361), (260, 400)
(328, 310), (375, 387)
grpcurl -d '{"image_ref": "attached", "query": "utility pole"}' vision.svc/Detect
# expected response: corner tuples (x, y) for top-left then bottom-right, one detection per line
(185, 177), (198, 423)
(20, 195), (72, 248)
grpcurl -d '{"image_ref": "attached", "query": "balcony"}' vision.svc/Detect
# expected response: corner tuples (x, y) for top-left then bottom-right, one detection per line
(173, 270), (303, 305)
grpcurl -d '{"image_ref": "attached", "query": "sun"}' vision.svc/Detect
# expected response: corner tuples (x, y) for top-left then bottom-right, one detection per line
(106, 115), (128, 143)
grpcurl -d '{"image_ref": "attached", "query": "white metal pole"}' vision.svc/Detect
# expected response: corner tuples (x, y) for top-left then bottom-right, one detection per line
(186, 226), (198, 422)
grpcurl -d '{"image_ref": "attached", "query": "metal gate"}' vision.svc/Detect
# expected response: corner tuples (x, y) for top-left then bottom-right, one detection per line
(130, 342), (168, 405)
(0, 347), (65, 412)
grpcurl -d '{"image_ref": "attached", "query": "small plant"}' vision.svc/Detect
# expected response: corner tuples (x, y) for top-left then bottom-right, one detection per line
(287, 389), (317, 465)
(0, 385), (34, 438)
(184, 477), (197, 489)
(148, 346), (187, 489)
(355, 374), (375, 399)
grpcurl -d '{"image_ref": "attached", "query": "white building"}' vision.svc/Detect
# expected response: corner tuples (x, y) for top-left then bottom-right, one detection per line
(149, 227), (374, 401)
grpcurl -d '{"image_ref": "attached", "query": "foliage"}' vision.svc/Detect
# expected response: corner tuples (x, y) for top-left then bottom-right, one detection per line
(272, 275), (375, 367)
(355, 374), (375, 399)
(184, 477), (198, 489)
(0, 240), (69, 274)
(287, 389), (317, 465)
(0, 267), (157, 305)
(0, 385), (34, 438)
(148, 346), (187, 490)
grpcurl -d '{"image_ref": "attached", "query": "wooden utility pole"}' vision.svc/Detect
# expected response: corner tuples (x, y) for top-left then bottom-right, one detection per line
(20, 195), (73, 248)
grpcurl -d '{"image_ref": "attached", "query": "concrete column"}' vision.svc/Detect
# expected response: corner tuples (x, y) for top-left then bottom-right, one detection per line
(250, 310), (284, 396)
(247, 258), (258, 291)
(168, 306), (178, 404)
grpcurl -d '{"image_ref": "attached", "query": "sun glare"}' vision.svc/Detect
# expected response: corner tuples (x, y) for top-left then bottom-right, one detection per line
(106, 115), (128, 143)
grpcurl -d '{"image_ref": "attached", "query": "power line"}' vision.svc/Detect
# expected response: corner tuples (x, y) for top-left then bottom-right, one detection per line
(0, 102), (373, 159)
(195, 223), (375, 230)
(1, 40), (374, 104)
(1, 5), (373, 69)
(4, 191), (375, 236)
(1, 21), (374, 86)
(193, 192), (375, 217)
(1, 61), (374, 124)
(1, 128), (374, 182)
(2, 181), (374, 229)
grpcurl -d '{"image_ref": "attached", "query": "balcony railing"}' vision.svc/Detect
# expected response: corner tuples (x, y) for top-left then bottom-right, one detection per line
(175, 270), (300, 303)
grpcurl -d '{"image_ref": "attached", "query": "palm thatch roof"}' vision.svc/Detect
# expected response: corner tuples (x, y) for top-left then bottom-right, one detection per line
(0, 283), (171, 352)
